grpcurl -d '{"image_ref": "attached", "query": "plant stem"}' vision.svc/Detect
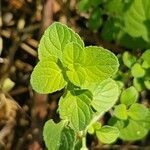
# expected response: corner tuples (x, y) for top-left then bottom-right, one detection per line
(80, 112), (104, 150)
(85, 112), (104, 132)
(80, 131), (88, 150)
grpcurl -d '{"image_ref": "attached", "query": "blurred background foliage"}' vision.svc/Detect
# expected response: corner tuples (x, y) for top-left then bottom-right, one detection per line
(0, 0), (150, 149)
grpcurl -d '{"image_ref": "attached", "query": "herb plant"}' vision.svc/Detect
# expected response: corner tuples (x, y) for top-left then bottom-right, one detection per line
(122, 50), (150, 91)
(110, 50), (150, 141)
(30, 22), (120, 149)
(109, 86), (150, 141)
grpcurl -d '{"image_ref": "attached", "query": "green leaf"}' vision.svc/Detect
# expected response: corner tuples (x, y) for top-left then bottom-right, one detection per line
(63, 45), (119, 88)
(131, 63), (145, 78)
(59, 127), (76, 150)
(96, 126), (119, 144)
(43, 120), (75, 150)
(30, 61), (66, 94)
(122, 51), (136, 68)
(58, 90), (93, 132)
(87, 125), (95, 135)
(141, 49), (150, 66)
(91, 79), (120, 113)
(144, 79), (150, 89)
(142, 61), (149, 69)
(110, 118), (149, 141)
(114, 104), (128, 120)
(82, 46), (119, 88)
(133, 78), (145, 92)
(128, 103), (149, 121)
(63, 42), (86, 86)
(124, 0), (150, 42)
(120, 86), (139, 106)
(43, 120), (65, 150)
(143, 110), (150, 129)
(88, 122), (101, 134)
(38, 22), (84, 61)
(116, 81), (124, 90)
(74, 140), (82, 150)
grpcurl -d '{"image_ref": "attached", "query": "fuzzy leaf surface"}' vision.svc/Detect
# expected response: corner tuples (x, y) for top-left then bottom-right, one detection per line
(114, 104), (128, 120)
(110, 118), (149, 141)
(82, 46), (119, 88)
(120, 86), (138, 106)
(59, 90), (93, 132)
(30, 61), (66, 94)
(96, 125), (119, 144)
(63, 42), (86, 86)
(43, 120), (75, 150)
(63, 45), (119, 88)
(128, 103), (149, 121)
(38, 22), (84, 61)
(91, 79), (120, 113)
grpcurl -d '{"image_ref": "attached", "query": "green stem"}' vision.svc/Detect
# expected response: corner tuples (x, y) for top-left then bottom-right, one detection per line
(85, 111), (104, 132)
(80, 131), (88, 150)
(80, 112), (104, 150)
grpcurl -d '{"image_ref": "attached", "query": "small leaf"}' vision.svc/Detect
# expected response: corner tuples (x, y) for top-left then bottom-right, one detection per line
(96, 126), (119, 144)
(43, 120), (75, 150)
(131, 63), (145, 78)
(141, 49), (150, 66)
(38, 22), (84, 61)
(122, 51), (136, 68)
(110, 118), (149, 141)
(144, 79), (150, 89)
(59, 90), (93, 132)
(83, 46), (119, 88)
(114, 104), (128, 120)
(30, 61), (66, 94)
(91, 79), (120, 113)
(116, 81), (124, 90)
(142, 61), (149, 69)
(120, 86), (139, 106)
(63, 42), (86, 86)
(88, 122), (101, 134)
(128, 103), (149, 121)
(87, 125), (95, 135)
(133, 78), (145, 92)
